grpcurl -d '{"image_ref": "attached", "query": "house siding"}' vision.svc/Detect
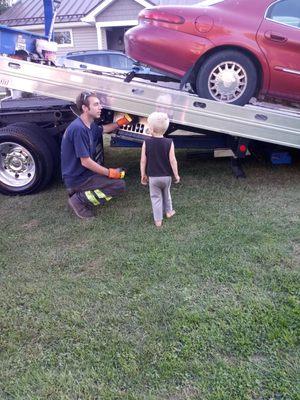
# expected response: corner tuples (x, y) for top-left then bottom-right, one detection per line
(70, 26), (98, 54)
(96, 0), (144, 22)
(34, 26), (98, 55)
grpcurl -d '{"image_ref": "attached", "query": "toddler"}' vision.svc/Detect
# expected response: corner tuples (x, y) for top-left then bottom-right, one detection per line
(140, 112), (180, 227)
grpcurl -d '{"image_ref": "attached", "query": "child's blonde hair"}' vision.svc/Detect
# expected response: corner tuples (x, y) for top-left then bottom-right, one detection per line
(147, 112), (169, 136)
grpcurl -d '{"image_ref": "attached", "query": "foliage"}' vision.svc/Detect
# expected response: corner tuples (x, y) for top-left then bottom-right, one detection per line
(0, 144), (299, 399)
(0, 0), (9, 15)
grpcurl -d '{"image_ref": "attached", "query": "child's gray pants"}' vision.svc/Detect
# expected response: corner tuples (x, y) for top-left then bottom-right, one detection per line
(149, 176), (173, 222)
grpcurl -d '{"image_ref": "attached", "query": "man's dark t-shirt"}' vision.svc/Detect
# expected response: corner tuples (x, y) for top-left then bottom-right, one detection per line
(61, 117), (103, 188)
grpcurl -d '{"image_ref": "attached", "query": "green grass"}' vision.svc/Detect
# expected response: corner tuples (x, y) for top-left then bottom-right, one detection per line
(0, 144), (299, 399)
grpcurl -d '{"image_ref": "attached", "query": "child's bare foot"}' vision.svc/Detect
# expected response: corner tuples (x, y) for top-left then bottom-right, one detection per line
(166, 210), (176, 218)
(155, 220), (163, 227)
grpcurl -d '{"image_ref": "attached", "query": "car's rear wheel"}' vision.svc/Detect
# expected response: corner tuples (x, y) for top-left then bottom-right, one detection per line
(196, 50), (258, 105)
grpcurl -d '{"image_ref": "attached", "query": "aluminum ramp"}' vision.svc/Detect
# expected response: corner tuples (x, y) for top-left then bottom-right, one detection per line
(0, 55), (299, 149)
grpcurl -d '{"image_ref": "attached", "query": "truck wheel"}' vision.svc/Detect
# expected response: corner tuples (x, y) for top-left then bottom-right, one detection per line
(196, 50), (258, 105)
(0, 125), (54, 195)
(10, 122), (60, 168)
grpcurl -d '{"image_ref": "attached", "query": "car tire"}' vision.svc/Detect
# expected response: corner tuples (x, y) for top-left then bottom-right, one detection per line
(0, 124), (55, 195)
(196, 50), (258, 105)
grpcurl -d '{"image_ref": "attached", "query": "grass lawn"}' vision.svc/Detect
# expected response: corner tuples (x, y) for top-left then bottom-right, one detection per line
(0, 143), (299, 400)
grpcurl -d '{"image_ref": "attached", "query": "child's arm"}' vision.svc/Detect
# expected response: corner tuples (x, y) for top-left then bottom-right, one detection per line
(140, 141), (148, 185)
(169, 142), (180, 183)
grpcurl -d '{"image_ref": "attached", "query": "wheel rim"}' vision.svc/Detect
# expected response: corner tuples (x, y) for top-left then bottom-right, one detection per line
(0, 142), (36, 187)
(208, 61), (247, 102)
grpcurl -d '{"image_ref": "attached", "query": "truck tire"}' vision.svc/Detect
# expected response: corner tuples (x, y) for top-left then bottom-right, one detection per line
(196, 50), (257, 105)
(10, 122), (60, 168)
(0, 124), (55, 195)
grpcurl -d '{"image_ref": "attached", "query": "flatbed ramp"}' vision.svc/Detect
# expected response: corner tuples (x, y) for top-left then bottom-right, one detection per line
(0, 55), (299, 148)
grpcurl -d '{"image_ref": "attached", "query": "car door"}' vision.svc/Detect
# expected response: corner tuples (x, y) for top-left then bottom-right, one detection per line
(256, 0), (300, 101)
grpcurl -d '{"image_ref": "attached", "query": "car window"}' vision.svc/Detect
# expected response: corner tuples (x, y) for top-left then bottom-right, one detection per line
(267, 0), (300, 28)
(108, 54), (134, 70)
(82, 54), (110, 66)
(68, 54), (85, 62)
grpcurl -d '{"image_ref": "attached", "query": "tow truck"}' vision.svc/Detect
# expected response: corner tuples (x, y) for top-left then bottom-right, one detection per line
(0, 0), (299, 195)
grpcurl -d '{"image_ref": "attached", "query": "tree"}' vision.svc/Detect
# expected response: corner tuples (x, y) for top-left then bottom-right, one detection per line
(0, 0), (9, 15)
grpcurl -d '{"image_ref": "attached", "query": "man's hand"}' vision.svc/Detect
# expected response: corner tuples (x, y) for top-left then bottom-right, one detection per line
(116, 114), (135, 127)
(141, 174), (148, 185)
(108, 168), (125, 179)
(174, 175), (180, 184)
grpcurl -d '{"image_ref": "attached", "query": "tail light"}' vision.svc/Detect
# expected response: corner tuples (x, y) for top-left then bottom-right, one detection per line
(139, 9), (185, 24)
(234, 140), (249, 158)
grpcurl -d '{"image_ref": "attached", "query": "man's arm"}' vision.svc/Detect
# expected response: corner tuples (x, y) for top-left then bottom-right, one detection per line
(81, 157), (109, 176)
(102, 122), (118, 134)
(81, 157), (124, 179)
(102, 114), (135, 134)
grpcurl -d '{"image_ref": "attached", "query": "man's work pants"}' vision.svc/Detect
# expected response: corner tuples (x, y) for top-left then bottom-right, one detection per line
(67, 174), (126, 208)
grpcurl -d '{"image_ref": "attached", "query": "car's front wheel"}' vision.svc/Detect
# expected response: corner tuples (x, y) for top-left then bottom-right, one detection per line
(196, 50), (258, 106)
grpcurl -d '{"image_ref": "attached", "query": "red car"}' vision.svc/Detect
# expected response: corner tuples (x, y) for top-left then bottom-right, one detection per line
(125, 0), (300, 105)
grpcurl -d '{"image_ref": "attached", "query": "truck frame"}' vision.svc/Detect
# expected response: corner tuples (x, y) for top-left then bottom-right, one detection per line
(0, 0), (299, 195)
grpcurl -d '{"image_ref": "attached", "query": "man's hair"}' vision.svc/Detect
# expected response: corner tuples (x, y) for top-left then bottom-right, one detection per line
(76, 91), (98, 114)
(147, 112), (169, 136)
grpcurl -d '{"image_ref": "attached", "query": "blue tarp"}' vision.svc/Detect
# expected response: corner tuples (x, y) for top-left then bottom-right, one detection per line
(0, 25), (47, 55)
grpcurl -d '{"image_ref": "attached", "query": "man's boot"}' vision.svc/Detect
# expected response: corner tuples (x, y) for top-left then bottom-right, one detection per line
(68, 193), (95, 219)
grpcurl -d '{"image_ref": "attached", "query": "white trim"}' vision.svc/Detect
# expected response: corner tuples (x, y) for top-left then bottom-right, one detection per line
(102, 28), (108, 49)
(96, 24), (102, 49)
(82, 0), (113, 23)
(134, 0), (152, 8)
(96, 20), (138, 27)
(82, 0), (153, 23)
(9, 21), (91, 31)
(96, 25), (107, 49)
(53, 28), (74, 47)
